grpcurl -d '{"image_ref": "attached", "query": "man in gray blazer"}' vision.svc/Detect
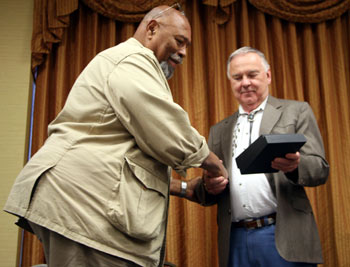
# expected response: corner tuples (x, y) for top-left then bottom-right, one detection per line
(196, 47), (329, 267)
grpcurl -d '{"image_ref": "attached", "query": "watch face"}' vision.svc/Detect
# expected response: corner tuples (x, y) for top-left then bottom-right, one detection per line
(180, 181), (187, 197)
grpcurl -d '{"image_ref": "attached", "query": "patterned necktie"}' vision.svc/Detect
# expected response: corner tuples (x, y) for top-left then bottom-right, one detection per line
(247, 109), (261, 145)
(232, 109), (262, 158)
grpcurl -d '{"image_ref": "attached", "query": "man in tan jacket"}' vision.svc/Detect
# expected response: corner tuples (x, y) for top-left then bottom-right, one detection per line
(4, 5), (227, 267)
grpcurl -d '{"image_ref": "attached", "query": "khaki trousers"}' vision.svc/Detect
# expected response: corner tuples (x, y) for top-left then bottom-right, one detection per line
(28, 221), (141, 267)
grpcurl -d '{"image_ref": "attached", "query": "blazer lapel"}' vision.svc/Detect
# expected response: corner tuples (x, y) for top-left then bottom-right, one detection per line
(220, 113), (238, 176)
(260, 96), (282, 135)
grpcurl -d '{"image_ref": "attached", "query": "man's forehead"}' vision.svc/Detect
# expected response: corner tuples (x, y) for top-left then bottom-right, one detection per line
(159, 17), (192, 44)
(230, 54), (264, 71)
(232, 52), (261, 63)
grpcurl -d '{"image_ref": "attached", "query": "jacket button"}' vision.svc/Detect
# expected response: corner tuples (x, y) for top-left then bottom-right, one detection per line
(228, 209), (231, 214)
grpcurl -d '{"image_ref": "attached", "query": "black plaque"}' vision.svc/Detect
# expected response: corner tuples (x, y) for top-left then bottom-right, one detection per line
(236, 134), (307, 174)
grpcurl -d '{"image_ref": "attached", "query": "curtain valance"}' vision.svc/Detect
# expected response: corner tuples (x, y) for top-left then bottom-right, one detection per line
(201, 0), (350, 24)
(31, 0), (183, 70)
(31, 0), (79, 70)
(81, 0), (185, 22)
(31, 0), (350, 70)
(201, 0), (236, 24)
(248, 0), (350, 23)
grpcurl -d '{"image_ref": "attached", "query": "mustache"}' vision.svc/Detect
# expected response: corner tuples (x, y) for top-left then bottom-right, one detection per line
(170, 53), (183, 64)
(159, 53), (183, 80)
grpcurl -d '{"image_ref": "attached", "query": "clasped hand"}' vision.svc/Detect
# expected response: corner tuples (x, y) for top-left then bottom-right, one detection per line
(203, 170), (229, 195)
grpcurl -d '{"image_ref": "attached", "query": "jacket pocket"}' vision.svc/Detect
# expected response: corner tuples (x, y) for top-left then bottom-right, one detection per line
(291, 188), (312, 213)
(106, 155), (169, 241)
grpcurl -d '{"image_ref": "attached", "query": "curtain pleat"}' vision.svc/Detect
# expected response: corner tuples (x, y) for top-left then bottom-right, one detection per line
(80, 0), (186, 21)
(248, 0), (350, 23)
(31, 0), (79, 70)
(21, 0), (350, 266)
(202, 0), (350, 24)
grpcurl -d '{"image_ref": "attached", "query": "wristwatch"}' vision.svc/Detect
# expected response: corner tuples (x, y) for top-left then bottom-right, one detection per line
(180, 181), (187, 197)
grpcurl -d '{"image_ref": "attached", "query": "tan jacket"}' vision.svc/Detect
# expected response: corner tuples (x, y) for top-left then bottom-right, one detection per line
(4, 38), (209, 267)
(196, 96), (329, 266)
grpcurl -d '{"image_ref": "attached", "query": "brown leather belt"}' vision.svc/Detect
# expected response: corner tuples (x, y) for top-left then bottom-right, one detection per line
(232, 213), (276, 230)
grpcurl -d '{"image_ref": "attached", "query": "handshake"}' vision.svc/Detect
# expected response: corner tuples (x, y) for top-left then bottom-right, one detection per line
(200, 151), (229, 196)
(171, 150), (228, 201)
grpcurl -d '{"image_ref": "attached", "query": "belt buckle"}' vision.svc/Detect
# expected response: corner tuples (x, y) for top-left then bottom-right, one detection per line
(256, 219), (263, 228)
(245, 218), (263, 230)
(243, 214), (276, 230)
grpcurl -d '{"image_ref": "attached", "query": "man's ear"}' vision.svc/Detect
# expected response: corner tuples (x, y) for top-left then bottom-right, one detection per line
(146, 20), (159, 39)
(266, 69), (272, 84)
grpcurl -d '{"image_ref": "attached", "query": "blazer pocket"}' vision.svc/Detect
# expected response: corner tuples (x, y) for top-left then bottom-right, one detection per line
(106, 156), (168, 241)
(271, 123), (296, 134)
(291, 194), (312, 213)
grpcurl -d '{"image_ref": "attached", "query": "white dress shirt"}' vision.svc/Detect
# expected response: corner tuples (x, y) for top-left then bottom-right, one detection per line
(230, 96), (277, 222)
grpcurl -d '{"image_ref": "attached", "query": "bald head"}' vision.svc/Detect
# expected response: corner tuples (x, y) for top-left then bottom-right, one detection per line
(134, 5), (191, 72)
(138, 5), (188, 34)
(143, 5), (184, 21)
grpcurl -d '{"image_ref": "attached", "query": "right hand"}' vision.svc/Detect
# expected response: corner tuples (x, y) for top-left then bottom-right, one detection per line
(201, 151), (229, 180)
(203, 170), (229, 195)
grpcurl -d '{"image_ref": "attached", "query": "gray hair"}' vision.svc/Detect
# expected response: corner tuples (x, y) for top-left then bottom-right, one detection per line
(226, 46), (270, 79)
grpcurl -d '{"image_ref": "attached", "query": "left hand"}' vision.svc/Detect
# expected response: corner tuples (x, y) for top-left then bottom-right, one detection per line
(185, 176), (203, 201)
(170, 177), (203, 202)
(203, 170), (228, 195)
(271, 152), (300, 173)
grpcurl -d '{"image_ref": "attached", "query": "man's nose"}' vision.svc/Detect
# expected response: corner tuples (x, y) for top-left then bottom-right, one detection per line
(242, 76), (251, 86)
(178, 46), (186, 57)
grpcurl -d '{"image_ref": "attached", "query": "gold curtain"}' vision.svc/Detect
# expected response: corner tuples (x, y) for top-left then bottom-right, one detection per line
(81, 0), (185, 21)
(31, 0), (185, 70)
(248, 0), (350, 23)
(202, 0), (350, 24)
(31, 0), (78, 71)
(22, 0), (350, 266)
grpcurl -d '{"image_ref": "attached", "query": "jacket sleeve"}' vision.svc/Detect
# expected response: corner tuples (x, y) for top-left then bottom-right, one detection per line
(105, 53), (209, 177)
(194, 125), (223, 206)
(285, 102), (329, 186)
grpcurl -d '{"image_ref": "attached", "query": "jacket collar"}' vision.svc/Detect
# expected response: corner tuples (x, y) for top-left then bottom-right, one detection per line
(259, 95), (283, 135)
